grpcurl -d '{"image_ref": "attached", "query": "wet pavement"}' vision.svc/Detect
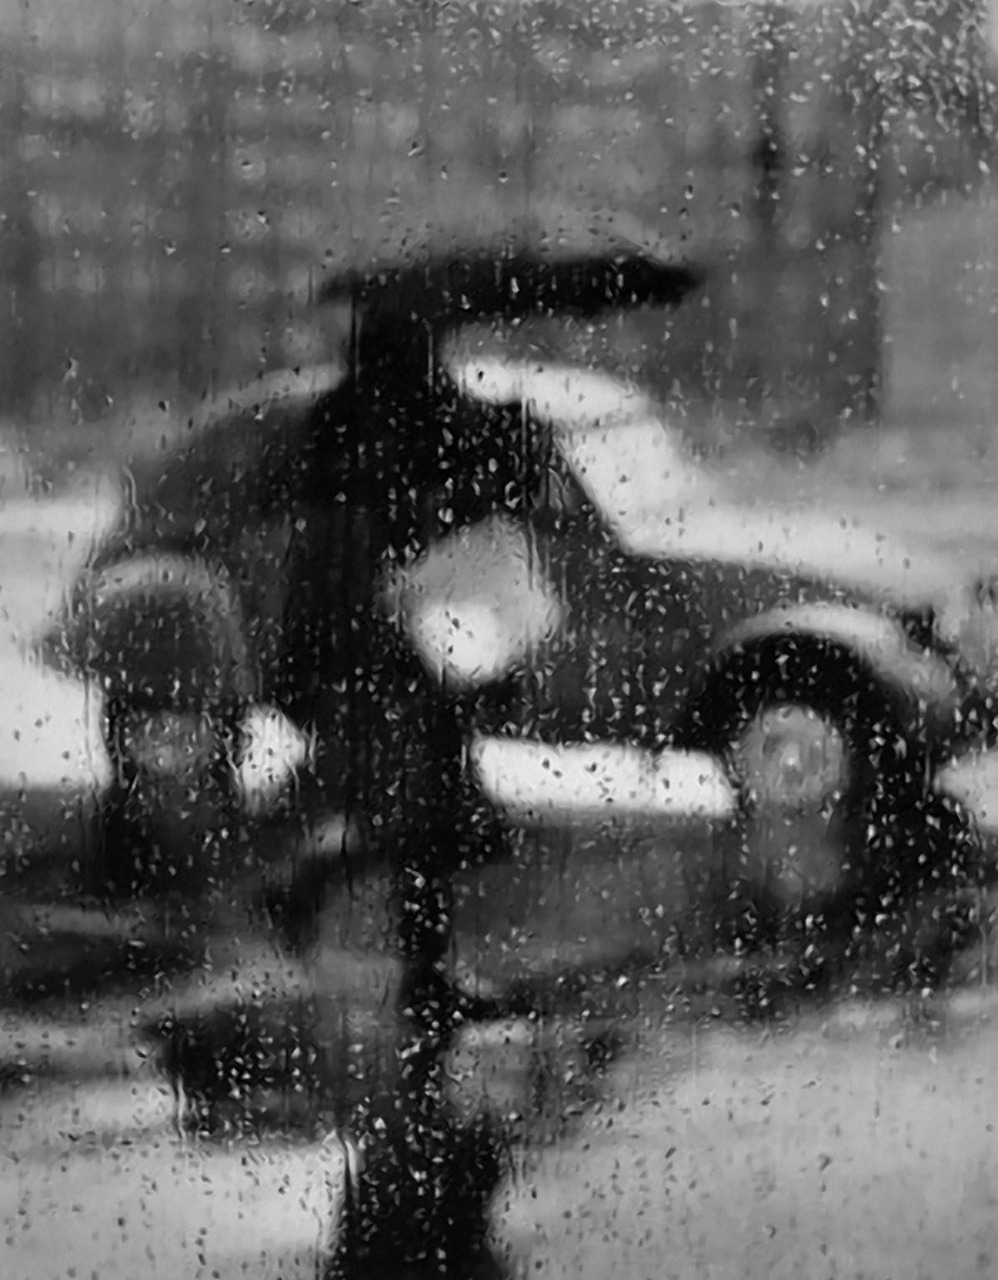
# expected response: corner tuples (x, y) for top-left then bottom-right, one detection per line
(1, 1077), (347, 1280)
(7, 983), (998, 1279)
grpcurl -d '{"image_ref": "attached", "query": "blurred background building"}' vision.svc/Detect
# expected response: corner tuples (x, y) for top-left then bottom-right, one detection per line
(0, 0), (993, 471)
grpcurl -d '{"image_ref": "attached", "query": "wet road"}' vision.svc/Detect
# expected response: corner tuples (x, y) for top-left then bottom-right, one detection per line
(6, 987), (998, 1280)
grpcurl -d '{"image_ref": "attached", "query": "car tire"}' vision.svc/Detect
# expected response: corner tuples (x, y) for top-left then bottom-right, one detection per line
(75, 553), (253, 902)
(674, 634), (983, 989)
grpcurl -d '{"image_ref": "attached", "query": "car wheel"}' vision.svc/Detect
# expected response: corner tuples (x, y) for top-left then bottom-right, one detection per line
(676, 636), (982, 988)
(75, 553), (254, 902)
(729, 701), (854, 909)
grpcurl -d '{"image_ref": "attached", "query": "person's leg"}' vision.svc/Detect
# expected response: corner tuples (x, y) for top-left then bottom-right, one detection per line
(326, 639), (510, 1279)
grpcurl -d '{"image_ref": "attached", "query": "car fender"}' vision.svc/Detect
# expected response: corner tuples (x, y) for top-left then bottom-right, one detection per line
(713, 601), (959, 721)
(73, 550), (257, 706)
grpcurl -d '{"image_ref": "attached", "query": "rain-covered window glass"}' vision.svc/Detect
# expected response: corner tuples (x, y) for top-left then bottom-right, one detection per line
(3, 1), (998, 1276)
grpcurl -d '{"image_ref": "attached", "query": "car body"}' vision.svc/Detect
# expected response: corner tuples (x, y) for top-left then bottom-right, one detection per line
(46, 250), (994, 940)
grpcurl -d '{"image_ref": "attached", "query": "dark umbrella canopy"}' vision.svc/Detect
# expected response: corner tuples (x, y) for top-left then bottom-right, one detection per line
(320, 233), (702, 375)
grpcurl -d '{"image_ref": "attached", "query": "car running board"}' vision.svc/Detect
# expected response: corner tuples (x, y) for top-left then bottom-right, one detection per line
(469, 734), (737, 825)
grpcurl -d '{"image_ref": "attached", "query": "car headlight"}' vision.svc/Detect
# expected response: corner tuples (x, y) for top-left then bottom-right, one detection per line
(232, 704), (314, 816)
(408, 597), (537, 687)
(383, 515), (563, 689)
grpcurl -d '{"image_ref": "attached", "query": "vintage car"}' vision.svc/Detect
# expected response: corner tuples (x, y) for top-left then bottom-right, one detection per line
(45, 247), (992, 977)
(25, 243), (998, 1276)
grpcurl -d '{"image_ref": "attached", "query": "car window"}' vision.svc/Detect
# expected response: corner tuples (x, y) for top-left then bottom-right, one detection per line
(3, 3), (998, 1279)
